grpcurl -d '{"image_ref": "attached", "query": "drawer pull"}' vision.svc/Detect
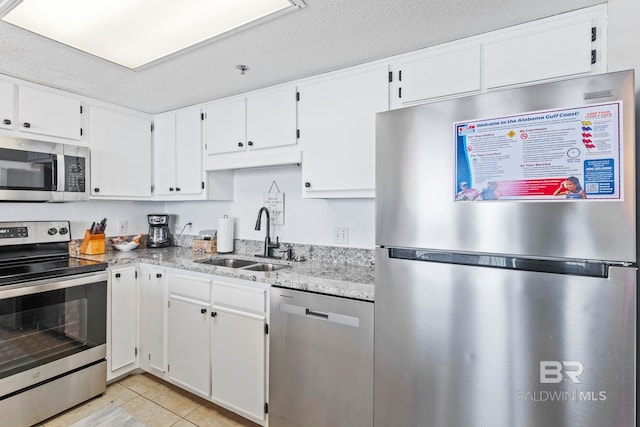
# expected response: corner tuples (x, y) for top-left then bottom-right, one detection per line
(211, 311), (218, 318)
(200, 308), (207, 314)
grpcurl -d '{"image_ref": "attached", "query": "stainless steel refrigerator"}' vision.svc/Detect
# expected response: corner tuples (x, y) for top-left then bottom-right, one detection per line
(374, 70), (636, 427)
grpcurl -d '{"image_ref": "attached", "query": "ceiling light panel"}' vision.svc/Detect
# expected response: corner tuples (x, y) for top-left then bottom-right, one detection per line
(1, 0), (300, 69)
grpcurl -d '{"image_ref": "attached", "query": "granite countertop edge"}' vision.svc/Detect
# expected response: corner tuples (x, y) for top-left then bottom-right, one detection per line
(80, 247), (375, 302)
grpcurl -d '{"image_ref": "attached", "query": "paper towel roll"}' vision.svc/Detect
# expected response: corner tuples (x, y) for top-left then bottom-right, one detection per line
(217, 216), (234, 253)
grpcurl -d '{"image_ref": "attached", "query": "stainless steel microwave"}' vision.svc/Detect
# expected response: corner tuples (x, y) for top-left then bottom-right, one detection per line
(0, 136), (89, 202)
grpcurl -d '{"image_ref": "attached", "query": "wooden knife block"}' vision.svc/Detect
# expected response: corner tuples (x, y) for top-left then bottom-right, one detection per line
(80, 229), (106, 255)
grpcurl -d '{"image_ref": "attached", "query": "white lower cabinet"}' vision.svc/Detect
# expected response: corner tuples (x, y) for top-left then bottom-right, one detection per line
(167, 271), (212, 398)
(132, 267), (269, 425)
(139, 265), (168, 376)
(107, 265), (138, 381)
(211, 281), (267, 424)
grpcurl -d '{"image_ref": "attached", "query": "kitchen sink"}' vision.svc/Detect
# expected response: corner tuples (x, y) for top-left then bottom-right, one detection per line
(244, 263), (290, 272)
(195, 258), (257, 268)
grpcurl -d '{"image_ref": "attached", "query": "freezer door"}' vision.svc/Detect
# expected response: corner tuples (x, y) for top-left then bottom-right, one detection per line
(374, 248), (636, 427)
(376, 70), (636, 262)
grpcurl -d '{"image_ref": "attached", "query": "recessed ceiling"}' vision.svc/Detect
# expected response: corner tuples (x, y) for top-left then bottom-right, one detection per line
(0, 0), (603, 114)
(0, 0), (303, 69)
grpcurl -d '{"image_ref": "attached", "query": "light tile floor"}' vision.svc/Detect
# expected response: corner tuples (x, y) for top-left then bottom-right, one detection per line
(37, 373), (261, 427)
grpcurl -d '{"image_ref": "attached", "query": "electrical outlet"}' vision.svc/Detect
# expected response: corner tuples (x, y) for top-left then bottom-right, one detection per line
(333, 227), (349, 244)
(117, 220), (128, 234)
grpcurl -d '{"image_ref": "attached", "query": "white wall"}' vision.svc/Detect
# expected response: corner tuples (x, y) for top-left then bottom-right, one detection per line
(0, 200), (162, 240)
(608, 0), (640, 86)
(166, 166), (376, 249)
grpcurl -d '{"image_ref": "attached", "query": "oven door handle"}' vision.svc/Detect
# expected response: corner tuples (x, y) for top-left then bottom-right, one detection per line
(0, 271), (108, 299)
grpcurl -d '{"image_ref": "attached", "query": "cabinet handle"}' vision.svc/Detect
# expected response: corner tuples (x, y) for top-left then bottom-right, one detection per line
(200, 308), (207, 314)
(169, 187), (174, 192)
(3, 119), (10, 125)
(210, 311), (217, 318)
(238, 142), (244, 147)
(156, 273), (162, 278)
(23, 122), (31, 128)
(115, 273), (121, 278)
(176, 187), (181, 192)
(305, 182), (311, 188)
(247, 141), (254, 146)
(94, 188), (100, 193)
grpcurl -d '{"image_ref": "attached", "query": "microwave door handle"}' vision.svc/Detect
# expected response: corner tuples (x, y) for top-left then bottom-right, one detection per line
(56, 154), (65, 192)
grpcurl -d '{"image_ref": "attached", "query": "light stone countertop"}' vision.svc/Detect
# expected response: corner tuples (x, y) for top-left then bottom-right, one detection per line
(78, 246), (375, 301)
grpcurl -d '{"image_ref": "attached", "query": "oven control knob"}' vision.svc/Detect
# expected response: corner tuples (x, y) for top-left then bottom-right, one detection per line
(47, 228), (58, 236)
(59, 227), (69, 235)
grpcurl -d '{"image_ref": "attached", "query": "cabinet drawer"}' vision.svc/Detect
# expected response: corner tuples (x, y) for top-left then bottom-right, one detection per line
(169, 272), (211, 302)
(212, 282), (265, 313)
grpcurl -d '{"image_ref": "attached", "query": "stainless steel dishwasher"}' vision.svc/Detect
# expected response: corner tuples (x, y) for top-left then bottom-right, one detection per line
(269, 287), (374, 427)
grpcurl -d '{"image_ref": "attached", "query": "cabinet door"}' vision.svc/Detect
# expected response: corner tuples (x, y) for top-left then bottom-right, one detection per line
(18, 85), (81, 140)
(109, 266), (138, 380)
(485, 21), (593, 88)
(246, 86), (297, 151)
(299, 65), (389, 198)
(89, 106), (152, 198)
(139, 265), (167, 376)
(0, 80), (15, 130)
(168, 296), (211, 397)
(391, 45), (481, 108)
(211, 305), (266, 424)
(153, 113), (177, 197)
(175, 109), (203, 195)
(202, 98), (246, 155)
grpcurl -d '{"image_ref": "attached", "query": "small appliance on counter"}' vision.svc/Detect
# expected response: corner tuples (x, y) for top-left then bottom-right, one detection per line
(147, 214), (170, 248)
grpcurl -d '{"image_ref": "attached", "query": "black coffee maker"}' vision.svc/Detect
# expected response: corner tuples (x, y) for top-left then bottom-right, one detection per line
(147, 214), (170, 248)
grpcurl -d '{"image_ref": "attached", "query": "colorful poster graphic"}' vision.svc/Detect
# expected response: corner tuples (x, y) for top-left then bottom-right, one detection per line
(454, 102), (623, 202)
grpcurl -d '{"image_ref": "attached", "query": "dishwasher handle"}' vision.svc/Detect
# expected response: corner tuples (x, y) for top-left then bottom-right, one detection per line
(279, 302), (360, 328)
(305, 308), (329, 319)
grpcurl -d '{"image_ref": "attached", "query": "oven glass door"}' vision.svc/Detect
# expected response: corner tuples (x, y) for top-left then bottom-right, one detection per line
(0, 280), (106, 380)
(0, 147), (57, 191)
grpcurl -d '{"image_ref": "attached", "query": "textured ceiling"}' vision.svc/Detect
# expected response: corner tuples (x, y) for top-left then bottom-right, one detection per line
(0, 0), (603, 114)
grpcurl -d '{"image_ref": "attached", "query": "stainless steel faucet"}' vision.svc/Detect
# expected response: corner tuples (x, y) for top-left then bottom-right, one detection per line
(255, 207), (280, 258)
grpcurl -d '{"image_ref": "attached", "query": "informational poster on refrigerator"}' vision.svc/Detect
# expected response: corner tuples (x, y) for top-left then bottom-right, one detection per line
(454, 101), (623, 202)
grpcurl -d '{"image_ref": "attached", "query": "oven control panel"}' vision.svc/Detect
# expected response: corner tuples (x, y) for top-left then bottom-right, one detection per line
(0, 221), (72, 245)
(0, 227), (28, 239)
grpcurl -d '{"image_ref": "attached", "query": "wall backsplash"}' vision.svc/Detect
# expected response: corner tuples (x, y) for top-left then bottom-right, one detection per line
(175, 234), (375, 267)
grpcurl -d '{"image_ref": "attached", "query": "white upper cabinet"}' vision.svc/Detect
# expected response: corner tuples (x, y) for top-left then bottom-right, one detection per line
(484, 20), (594, 89)
(203, 85), (300, 170)
(18, 85), (82, 140)
(0, 80), (15, 130)
(153, 108), (204, 199)
(203, 97), (245, 155)
(298, 64), (389, 198)
(390, 44), (481, 108)
(89, 106), (152, 199)
(245, 86), (298, 151)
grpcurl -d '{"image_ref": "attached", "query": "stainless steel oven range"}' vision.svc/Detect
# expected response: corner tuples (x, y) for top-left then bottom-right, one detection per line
(0, 221), (108, 427)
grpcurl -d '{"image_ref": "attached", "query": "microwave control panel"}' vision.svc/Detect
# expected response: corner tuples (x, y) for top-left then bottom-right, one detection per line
(64, 156), (86, 192)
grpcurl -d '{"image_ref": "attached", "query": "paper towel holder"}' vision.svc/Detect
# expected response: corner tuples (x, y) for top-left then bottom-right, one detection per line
(217, 215), (234, 254)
